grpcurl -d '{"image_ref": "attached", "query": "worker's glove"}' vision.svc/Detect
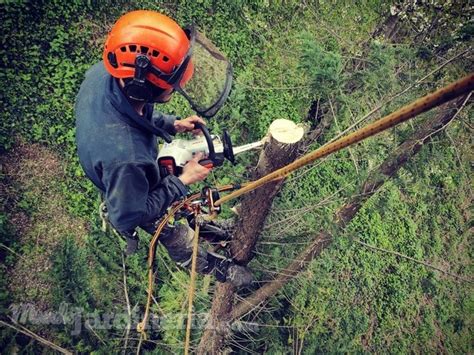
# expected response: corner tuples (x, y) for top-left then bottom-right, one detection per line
(122, 229), (139, 256)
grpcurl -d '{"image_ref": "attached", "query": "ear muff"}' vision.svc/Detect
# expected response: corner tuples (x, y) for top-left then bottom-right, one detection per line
(123, 54), (153, 102)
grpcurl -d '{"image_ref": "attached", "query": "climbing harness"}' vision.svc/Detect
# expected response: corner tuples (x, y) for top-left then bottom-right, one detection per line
(136, 185), (238, 337)
(137, 73), (473, 344)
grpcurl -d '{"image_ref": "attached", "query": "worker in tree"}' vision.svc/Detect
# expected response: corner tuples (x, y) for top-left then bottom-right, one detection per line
(75, 10), (252, 287)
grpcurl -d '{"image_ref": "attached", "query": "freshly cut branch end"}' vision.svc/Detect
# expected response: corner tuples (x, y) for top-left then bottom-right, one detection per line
(268, 119), (305, 144)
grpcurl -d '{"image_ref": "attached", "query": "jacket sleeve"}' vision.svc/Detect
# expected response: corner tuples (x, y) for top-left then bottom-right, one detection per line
(102, 161), (188, 233)
(152, 112), (178, 136)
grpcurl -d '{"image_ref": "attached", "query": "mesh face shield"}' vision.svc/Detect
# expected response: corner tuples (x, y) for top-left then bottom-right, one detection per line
(118, 26), (233, 117)
(174, 28), (233, 118)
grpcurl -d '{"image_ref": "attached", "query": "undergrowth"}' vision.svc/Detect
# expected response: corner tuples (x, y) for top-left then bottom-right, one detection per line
(0, 0), (472, 353)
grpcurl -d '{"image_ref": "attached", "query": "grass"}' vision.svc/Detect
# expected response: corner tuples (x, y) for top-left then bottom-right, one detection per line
(0, 0), (472, 352)
(1, 142), (88, 310)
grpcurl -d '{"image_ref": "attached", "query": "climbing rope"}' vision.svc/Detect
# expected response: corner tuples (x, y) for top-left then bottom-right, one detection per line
(136, 185), (236, 339)
(137, 199), (193, 337)
(184, 207), (201, 355)
(137, 73), (473, 345)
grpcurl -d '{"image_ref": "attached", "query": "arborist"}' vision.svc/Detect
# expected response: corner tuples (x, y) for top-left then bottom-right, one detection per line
(75, 10), (252, 287)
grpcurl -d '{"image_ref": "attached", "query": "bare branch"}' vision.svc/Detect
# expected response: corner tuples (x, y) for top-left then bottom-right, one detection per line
(0, 319), (73, 355)
(328, 48), (471, 145)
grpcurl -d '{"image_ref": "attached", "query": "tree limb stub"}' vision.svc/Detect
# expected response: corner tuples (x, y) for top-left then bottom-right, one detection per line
(232, 119), (304, 263)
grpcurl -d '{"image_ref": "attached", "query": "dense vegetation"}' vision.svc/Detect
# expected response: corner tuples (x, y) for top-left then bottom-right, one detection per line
(0, 1), (472, 353)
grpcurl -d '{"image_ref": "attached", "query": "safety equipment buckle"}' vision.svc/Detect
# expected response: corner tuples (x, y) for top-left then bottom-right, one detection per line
(201, 186), (221, 216)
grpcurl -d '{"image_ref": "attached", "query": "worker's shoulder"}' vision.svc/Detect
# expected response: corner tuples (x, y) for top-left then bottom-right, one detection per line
(77, 62), (108, 97)
(75, 62), (110, 117)
(84, 61), (108, 81)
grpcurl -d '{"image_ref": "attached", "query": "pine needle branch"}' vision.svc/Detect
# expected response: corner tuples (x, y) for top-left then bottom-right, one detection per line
(353, 239), (473, 284)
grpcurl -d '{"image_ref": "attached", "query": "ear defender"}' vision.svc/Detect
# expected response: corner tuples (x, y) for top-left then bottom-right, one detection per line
(123, 54), (153, 102)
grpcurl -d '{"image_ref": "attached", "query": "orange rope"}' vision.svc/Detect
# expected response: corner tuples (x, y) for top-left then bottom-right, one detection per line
(137, 186), (235, 338)
(184, 208), (201, 355)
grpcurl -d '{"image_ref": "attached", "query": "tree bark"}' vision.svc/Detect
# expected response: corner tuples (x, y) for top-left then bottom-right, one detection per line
(230, 96), (466, 324)
(197, 119), (304, 354)
(372, 12), (400, 42)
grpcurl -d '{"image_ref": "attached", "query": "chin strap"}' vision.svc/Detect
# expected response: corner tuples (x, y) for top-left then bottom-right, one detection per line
(129, 114), (173, 143)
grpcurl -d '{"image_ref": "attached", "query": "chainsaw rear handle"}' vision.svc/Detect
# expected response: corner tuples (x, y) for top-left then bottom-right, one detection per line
(193, 122), (216, 168)
(198, 159), (214, 170)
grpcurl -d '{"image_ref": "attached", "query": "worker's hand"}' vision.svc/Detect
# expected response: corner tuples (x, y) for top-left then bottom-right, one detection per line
(179, 152), (211, 185)
(174, 115), (206, 135)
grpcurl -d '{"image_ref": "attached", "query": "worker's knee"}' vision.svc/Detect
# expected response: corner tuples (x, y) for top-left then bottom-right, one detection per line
(160, 223), (210, 273)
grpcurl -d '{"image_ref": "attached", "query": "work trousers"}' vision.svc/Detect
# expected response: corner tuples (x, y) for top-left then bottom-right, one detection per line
(141, 221), (211, 273)
(99, 196), (210, 272)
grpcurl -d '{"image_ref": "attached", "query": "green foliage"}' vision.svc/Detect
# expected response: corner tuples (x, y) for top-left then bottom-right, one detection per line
(0, 213), (16, 315)
(299, 34), (344, 99)
(51, 236), (91, 306)
(358, 42), (407, 95)
(1, 0), (472, 353)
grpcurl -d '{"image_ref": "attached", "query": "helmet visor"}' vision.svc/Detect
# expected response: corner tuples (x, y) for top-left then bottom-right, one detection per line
(175, 30), (233, 118)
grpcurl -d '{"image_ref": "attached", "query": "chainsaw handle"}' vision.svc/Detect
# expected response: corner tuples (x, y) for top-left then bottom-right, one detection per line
(193, 122), (216, 163)
(198, 159), (214, 170)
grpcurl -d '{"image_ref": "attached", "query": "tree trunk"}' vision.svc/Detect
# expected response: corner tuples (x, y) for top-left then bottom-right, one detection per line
(197, 119), (304, 354)
(230, 96), (466, 324)
(372, 12), (400, 42)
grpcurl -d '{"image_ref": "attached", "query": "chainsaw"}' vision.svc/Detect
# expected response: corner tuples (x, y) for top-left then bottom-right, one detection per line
(158, 122), (264, 176)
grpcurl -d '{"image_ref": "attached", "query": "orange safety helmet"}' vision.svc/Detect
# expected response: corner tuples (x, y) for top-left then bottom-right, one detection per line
(103, 10), (194, 91)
